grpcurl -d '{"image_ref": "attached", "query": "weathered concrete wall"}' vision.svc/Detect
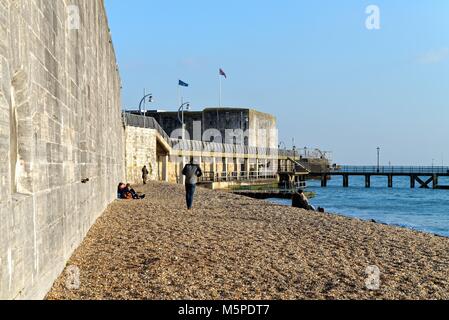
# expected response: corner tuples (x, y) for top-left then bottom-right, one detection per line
(125, 126), (157, 184)
(0, 0), (124, 299)
(248, 110), (278, 149)
(167, 160), (181, 184)
(144, 108), (278, 149)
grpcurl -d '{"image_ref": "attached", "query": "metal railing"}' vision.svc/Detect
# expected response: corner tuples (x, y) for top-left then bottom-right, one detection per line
(199, 171), (278, 183)
(330, 166), (449, 174)
(169, 138), (280, 156)
(278, 149), (297, 158)
(278, 164), (307, 173)
(122, 112), (171, 143)
(123, 113), (328, 167)
(123, 112), (283, 156)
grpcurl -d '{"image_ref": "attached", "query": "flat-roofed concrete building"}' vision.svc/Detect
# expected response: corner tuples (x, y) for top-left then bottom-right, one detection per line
(133, 107), (278, 149)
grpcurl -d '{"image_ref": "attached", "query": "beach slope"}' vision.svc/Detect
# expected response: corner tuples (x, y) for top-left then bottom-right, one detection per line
(47, 182), (449, 300)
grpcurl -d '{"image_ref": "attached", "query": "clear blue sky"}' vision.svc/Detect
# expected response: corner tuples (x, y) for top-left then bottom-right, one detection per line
(105, 0), (449, 165)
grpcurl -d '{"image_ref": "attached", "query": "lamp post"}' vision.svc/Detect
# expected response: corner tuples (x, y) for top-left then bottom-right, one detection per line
(278, 141), (286, 150)
(377, 147), (380, 173)
(139, 92), (153, 127)
(177, 102), (191, 185)
(278, 141), (286, 174)
(177, 102), (191, 141)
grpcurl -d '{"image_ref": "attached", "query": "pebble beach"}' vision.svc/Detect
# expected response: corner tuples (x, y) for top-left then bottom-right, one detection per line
(46, 181), (449, 300)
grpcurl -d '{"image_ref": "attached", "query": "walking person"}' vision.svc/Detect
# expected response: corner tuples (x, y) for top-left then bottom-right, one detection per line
(142, 165), (149, 185)
(182, 159), (203, 210)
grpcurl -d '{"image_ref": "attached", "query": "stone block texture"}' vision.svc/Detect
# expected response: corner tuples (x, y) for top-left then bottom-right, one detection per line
(125, 126), (157, 184)
(0, 0), (124, 299)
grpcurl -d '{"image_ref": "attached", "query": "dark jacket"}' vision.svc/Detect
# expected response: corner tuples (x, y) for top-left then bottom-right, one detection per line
(292, 192), (309, 210)
(182, 164), (203, 185)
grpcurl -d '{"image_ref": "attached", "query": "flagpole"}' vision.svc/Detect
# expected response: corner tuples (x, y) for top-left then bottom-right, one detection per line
(219, 74), (222, 108)
(177, 82), (180, 107)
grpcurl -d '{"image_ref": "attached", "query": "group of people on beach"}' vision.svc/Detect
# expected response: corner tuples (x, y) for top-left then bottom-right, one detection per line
(119, 160), (321, 213)
(117, 183), (146, 200)
(117, 165), (150, 200)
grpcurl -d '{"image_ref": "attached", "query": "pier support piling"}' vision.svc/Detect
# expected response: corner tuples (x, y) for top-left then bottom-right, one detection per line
(365, 175), (371, 188)
(343, 175), (349, 188)
(313, 167), (448, 191)
(416, 176), (432, 189)
(388, 175), (393, 188)
(433, 175), (439, 189)
(321, 175), (328, 187)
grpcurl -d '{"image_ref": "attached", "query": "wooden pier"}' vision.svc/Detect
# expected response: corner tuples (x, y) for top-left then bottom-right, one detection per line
(314, 166), (449, 189)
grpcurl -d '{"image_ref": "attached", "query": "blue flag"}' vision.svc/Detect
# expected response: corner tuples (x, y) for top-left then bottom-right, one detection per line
(178, 80), (189, 87)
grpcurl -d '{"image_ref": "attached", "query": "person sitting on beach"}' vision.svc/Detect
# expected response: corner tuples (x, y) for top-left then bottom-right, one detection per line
(117, 183), (145, 200)
(292, 189), (316, 211)
(117, 183), (127, 199)
(126, 183), (145, 199)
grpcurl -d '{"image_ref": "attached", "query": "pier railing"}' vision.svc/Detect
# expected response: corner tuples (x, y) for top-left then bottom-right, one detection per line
(330, 166), (449, 174)
(199, 171), (278, 183)
(317, 166), (449, 189)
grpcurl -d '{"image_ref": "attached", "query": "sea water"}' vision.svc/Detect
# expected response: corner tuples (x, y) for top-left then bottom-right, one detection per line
(268, 176), (449, 237)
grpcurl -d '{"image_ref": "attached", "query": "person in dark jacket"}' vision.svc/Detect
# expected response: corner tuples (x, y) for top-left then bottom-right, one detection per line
(117, 183), (127, 199)
(142, 165), (149, 185)
(292, 189), (316, 211)
(182, 159), (203, 210)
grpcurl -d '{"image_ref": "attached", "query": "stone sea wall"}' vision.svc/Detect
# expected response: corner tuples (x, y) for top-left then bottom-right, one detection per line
(0, 0), (124, 299)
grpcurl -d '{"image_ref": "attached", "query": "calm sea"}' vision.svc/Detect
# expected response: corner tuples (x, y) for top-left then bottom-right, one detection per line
(268, 176), (449, 238)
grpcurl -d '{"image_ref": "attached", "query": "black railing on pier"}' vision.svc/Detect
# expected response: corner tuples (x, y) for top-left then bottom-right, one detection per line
(318, 166), (449, 189)
(330, 166), (449, 175)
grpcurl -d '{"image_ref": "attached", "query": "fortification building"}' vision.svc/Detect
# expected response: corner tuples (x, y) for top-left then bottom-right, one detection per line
(133, 107), (278, 150)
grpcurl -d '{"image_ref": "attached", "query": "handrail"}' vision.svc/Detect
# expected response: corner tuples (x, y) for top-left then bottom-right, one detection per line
(323, 166), (449, 174)
(123, 113), (326, 163)
(123, 112), (283, 156)
(122, 112), (171, 143)
(199, 171), (278, 183)
(170, 138), (281, 156)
